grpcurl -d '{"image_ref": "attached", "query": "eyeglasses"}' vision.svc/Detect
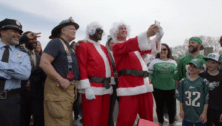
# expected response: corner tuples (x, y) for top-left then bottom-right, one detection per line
(161, 48), (167, 51)
(96, 28), (103, 34)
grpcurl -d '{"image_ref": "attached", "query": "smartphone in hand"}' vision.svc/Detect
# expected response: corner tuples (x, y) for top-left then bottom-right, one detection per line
(154, 20), (160, 27)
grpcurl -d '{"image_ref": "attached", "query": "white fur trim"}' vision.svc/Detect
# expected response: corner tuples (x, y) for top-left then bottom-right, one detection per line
(117, 84), (153, 96)
(134, 51), (150, 89)
(110, 77), (116, 85)
(78, 86), (113, 95)
(87, 39), (111, 78)
(78, 79), (91, 89)
(138, 32), (151, 51)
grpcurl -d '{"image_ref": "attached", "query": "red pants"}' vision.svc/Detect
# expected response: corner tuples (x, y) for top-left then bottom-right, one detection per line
(82, 94), (110, 126)
(116, 92), (153, 126)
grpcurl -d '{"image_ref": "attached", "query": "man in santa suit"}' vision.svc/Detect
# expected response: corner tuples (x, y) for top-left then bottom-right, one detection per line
(110, 22), (163, 126)
(76, 22), (115, 126)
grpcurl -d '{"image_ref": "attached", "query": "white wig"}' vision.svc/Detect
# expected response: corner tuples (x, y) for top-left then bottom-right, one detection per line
(109, 21), (130, 41)
(86, 22), (104, 39)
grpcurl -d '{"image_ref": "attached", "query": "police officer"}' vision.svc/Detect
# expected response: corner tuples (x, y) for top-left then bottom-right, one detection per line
(40, 17), (79, 126)
(0, 18), (31, 126)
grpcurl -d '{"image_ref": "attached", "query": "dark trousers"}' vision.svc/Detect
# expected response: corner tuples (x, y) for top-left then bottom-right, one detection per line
(0, 93), (21, 126)
(73, 92), (82, 120)
(163, 99), (177, 115)
(19, 91), (44, 126)
(108, 82), (119, 126)
(207, 109), (222, 126)
(153, 88), (176, 124)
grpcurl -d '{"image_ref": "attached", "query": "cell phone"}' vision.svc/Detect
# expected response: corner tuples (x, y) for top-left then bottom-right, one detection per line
(154, 20), (160, 27)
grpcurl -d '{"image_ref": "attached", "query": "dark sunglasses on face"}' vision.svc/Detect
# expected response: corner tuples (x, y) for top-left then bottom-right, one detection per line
(96, 28), (103, 34)
(161, 48), (167, 51)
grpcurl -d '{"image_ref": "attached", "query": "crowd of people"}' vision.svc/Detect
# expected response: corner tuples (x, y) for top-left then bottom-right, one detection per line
(0, 17), (222, 126)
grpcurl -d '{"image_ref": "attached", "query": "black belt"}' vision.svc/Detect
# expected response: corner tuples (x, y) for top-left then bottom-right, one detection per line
(118, 69), (149, 78)
(0, 88), (20, 100)
(88, 76), (111, 89)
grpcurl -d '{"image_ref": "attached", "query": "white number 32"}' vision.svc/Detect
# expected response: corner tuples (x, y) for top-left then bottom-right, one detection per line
(185, 91), (201, 107)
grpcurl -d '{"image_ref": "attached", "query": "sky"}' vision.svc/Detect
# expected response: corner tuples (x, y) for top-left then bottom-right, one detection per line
(1, 0), (222, 49)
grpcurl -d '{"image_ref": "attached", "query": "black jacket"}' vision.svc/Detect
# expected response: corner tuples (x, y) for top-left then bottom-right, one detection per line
(20, 52), (46, 99)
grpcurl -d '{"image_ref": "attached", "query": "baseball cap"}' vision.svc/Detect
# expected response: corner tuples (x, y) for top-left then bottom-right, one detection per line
(189, 58), (204, 69)
(189, 37), (204, 50)
(204, 53), (221, 64)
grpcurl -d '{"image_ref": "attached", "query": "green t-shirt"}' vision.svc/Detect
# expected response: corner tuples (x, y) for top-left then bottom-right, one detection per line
(175, 54), (206, 81)
(175, 77), (209, 123)
(148, 58), (177, 90)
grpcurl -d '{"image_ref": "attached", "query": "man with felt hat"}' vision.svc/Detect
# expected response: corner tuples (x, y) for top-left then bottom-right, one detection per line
(40, 17), (80, 126)
(175, 37), (206, 83)
(0, 18), (32, 126)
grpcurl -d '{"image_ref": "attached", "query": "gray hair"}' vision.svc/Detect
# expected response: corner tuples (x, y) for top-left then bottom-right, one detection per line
(109, 21), (130, 41)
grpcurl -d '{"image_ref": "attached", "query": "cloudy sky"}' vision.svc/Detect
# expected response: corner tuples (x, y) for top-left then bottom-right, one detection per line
(1, 0), (222, 49)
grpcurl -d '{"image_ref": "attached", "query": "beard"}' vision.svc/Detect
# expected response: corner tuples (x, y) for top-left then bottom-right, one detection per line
(25, 42), (37, 50)
(189, 46), (198, 53)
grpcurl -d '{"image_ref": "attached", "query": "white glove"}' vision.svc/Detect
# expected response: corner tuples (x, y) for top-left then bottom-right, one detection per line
(151, 27), (164, 54)
(85, 88), (96, 100)
(152, 27), (164, 44)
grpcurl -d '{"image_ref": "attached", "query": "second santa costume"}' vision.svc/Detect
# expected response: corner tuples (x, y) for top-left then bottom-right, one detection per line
(76, 37), (115, 126)
(111, 23), (163, 126)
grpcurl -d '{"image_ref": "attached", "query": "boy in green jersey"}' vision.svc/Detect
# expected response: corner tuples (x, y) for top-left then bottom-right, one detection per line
(176, 58), (209, 126)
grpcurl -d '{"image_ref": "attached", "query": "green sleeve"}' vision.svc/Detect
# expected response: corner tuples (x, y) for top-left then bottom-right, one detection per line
(175, 80), (184, 102)
(149, 73), (153, 80)
(148, 61), (155, 80)
(175, 59), (183, 81)
(173, 67), (178, 80)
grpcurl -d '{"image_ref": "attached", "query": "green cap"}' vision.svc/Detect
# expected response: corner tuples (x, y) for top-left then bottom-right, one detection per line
(189, 58), (204, 69)
(189, 37), (204, 50)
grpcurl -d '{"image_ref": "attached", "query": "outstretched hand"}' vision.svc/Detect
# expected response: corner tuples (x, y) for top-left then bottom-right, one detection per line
(27, 32), (41, 40)
(146, 25), (159, 38)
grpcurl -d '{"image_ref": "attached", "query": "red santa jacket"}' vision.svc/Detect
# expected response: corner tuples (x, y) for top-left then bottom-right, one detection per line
(76, 39), (115, 95)
(113, 32), (160, 96)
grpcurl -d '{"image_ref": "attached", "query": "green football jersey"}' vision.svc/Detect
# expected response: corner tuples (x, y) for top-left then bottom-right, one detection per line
(175, 54), (206, 81)
(148, 58), (177, 90)
(175, 77), (209, 123)
(218, 66), (222, 71)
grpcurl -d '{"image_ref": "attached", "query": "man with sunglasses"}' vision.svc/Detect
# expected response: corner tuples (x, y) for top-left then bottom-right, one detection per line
(76, 22), (115, 126)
